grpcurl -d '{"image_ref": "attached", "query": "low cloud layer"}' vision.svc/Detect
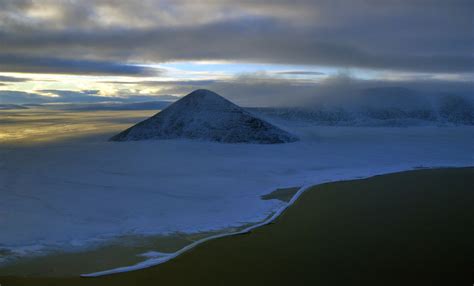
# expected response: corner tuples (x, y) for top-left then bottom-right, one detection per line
(0, 88), (179, 104)
(1, 73), (472, 108)
(0, 54), (157, 76)
(0, 75), (31, 82)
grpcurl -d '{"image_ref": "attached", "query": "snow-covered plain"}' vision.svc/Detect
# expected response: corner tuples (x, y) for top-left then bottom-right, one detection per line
(0, 109), (473, 266)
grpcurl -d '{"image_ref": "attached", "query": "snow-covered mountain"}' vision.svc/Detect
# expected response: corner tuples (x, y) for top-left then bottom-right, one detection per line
(251, 91), (474, 127)
(110, 89), (298, 144)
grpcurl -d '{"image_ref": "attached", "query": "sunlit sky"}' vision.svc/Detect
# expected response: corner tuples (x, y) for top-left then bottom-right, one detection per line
(0, 1), (472, 105)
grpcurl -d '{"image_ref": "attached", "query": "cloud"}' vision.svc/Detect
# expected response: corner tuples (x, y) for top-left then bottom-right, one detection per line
(0, 88), (179, 104)
(0, 54), (159, 76)
(0, 75), (31, 82)
(1, 73), (473, 107)
(38, 89), (175, 103)
(100, 79), (218, 86)
(138, 73), (474, 107)
(275, 71), (325, 76)
(0, 0), (472, 74)
(0, 90), (50, 104)
(0, 1), (472, 105)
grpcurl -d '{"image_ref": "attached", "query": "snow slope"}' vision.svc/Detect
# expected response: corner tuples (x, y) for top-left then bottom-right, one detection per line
(111, 89), (298, 144)
(0, 112), (473, 265)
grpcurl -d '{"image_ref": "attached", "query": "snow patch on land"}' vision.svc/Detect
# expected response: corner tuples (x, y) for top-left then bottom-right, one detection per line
(0, 122), (473, 268)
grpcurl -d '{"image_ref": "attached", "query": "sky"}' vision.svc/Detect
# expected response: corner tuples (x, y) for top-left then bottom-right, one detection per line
(0, 0), (473, 106)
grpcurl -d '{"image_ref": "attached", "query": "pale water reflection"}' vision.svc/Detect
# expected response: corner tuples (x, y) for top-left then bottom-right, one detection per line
(0, 109), (156, 144)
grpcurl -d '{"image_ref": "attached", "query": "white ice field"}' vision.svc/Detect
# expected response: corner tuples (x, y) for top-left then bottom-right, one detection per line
(0, 108), (473, 265)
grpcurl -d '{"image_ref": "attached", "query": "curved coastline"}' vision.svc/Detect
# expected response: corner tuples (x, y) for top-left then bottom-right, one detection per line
(81, 165), (470, 277)
(81, 184), (314, 277)
(1, 166), (473, 285)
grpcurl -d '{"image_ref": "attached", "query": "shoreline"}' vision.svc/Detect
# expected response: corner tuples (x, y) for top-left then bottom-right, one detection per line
(0, 223), (261, 278)
(2, 166), (471, 280)
(82, 165), (470, 277)
(1, 166), (472, 285)
(81, 184), (314, 277)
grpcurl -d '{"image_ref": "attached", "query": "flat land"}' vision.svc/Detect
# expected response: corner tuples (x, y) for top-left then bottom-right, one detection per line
(1, 167), (473, 286)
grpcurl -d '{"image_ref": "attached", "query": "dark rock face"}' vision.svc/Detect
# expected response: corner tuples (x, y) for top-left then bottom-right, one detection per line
(110, 89), (298, 144)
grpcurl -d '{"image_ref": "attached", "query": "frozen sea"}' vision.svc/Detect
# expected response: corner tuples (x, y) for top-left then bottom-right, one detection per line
(0, 108), (473, 263)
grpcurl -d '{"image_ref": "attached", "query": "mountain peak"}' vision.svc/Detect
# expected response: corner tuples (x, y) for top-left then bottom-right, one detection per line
(186, 89), (221, 98)
(172, 89), (239, 110)
(110, 89), (298, 144)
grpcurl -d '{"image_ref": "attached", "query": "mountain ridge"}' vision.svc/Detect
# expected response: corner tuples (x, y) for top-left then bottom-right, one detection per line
(110, 89), (298, 144)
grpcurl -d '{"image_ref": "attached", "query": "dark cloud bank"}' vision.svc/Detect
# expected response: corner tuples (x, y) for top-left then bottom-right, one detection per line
(0, 0), (472, 74)
(0, 55), (156, 76)
(0, 0), (472, 112)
